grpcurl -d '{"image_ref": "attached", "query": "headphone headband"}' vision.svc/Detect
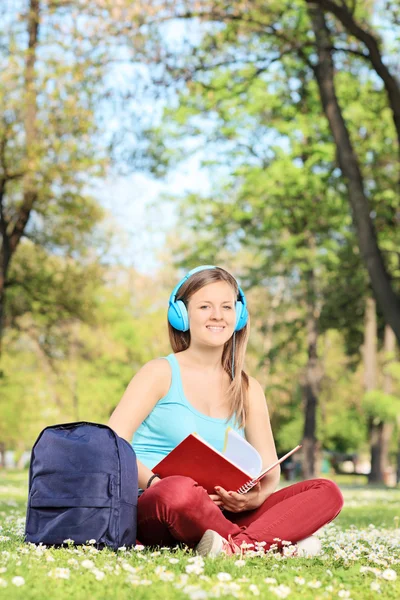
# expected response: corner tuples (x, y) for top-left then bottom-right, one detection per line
(169, 265), (216, 304)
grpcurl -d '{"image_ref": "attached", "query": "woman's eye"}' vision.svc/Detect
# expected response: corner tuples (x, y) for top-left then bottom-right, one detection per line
(224, 306), (232, 310)
(200, 306), (209, 309)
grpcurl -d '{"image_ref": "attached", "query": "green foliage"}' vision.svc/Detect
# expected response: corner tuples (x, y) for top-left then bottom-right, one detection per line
(362, 390), (400, 423)
(0, 266), (170, 450)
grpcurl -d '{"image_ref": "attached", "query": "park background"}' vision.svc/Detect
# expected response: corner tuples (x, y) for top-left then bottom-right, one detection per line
(0, 2), (400, 598)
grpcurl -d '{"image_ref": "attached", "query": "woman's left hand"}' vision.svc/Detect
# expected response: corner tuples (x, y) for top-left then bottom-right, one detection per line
(212, 482), (263, 512)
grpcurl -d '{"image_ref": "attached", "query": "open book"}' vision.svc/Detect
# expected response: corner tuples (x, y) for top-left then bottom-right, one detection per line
(153, 428), (301, 495)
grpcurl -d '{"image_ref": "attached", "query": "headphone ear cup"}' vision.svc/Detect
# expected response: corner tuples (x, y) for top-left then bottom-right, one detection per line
(168, 299), (189, 332)
(234, 301), (248, 332)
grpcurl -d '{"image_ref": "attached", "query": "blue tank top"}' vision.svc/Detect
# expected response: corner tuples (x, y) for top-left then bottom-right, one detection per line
(132, 353), (244, 470)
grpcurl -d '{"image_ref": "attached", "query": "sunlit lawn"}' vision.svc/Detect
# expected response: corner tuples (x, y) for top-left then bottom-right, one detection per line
(0, 470), (399, 599)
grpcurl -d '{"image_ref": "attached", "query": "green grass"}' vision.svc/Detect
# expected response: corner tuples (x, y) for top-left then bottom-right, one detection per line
(0, 470), (399, 599)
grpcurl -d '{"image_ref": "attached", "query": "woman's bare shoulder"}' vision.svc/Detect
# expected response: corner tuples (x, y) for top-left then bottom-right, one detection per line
(138, 356), (172, 392)
(247, 375), (264, 394)
(247, 375), (268, 409)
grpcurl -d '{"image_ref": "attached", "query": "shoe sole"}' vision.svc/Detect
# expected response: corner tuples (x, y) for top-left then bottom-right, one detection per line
(195, 529), (223, 557)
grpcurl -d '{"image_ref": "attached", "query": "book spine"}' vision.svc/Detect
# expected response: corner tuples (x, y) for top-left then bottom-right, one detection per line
(237, 480), (255, 494)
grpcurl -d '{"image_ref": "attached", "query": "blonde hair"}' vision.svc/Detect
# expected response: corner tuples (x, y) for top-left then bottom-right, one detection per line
(168, 267), (250, 428)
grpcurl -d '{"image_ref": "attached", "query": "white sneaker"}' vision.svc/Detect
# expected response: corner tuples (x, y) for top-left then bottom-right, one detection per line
(195, 530), (240, 557)
(295, 535), (322, 557)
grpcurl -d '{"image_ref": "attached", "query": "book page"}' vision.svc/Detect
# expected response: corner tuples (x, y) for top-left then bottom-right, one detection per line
(222, 428), (263, 478)
(236, 445), (302, 494)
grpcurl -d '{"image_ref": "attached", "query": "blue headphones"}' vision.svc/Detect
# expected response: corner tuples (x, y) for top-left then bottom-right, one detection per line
(168, 265), (248, 332)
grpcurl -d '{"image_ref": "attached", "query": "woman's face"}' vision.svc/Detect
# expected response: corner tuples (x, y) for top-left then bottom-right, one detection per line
(187, 281), (237, 347)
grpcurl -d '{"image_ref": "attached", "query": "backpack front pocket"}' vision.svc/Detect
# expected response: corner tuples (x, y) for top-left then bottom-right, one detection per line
(26, 472), (114, 545)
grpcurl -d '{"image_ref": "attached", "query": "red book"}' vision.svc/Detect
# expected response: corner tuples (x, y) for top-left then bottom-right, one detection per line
(153, 431), (301, 495)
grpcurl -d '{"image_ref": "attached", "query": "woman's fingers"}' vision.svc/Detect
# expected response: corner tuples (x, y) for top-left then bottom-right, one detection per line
(209, 493), (223, 506)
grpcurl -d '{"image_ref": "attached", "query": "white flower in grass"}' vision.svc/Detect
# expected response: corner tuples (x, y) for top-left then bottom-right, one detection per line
(282, 545), (297, 558)
(0, 578), (7, 588)
(294, 577), (305, 585)
(63, 538), (75, 545)
(81, 559), (95, 569)
(264, 577), (277, 584)
(87, 539), (96, 545)
(174, 574), (189, 588)
(67, 558), (78, 567)
(338, 591), (351, 598)
(234, 559), (246, 567)
(122, 562), (138, 574)
(382, 569), (397, 581)
(12, 576), (25, 587)
(169, 558), (179, 564)
(217, 572), (232, 582)
(183, 586), (208, 600)
(370, 581), (381, 592)
(307, 580), (322, 589)
(118, 545), (127, 552)
(159, 570), (175, 582)
(326, 585), (334, 592)
(249, 583), (260, 595)
(45, 555), (55, 562)
(269, 584), (291, 598)
(188, 556), (205, 565)
(240, 541), (254, 551)
(48, 568), (70, 580)
(186, 563), (204, 575)
(92, 568), (105, 581)
(134, 544), (145, 551)
(0, 568), (6, 574)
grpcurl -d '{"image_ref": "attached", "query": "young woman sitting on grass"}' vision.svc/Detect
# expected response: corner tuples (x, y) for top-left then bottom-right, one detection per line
(108, 265), (343, 557)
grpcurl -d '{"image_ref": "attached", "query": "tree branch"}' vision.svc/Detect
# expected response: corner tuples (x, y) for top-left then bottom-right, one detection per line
(307, 2), (400, 343)
(307, 0), (400, 157)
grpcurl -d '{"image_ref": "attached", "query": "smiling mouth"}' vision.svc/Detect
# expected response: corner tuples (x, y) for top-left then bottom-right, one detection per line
(206, 326), (225, 332)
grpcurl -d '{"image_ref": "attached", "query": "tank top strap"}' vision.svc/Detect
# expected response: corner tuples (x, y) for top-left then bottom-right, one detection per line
(161, 353), (184, 401)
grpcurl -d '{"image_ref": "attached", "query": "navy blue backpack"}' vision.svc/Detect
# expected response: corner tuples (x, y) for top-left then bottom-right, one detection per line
(25, 422), (138, 550)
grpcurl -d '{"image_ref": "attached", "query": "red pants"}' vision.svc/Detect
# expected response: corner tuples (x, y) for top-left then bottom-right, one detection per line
(137, 476), (344, 549)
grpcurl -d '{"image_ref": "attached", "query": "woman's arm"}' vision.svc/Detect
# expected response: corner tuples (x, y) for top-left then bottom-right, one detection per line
(244, 376), (280, 504)
(108, 358), (171, 490)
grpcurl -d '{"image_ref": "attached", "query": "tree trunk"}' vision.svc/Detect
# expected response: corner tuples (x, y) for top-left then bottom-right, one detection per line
(307, 4), (400, 344)
(302, 261), (322, 479)
(397, 415), (400, 485)
(0, 442), (5, 468)
(362, 297), (382, 483)
(380, 325), (396, 481)
(0, 0), (40, 352)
